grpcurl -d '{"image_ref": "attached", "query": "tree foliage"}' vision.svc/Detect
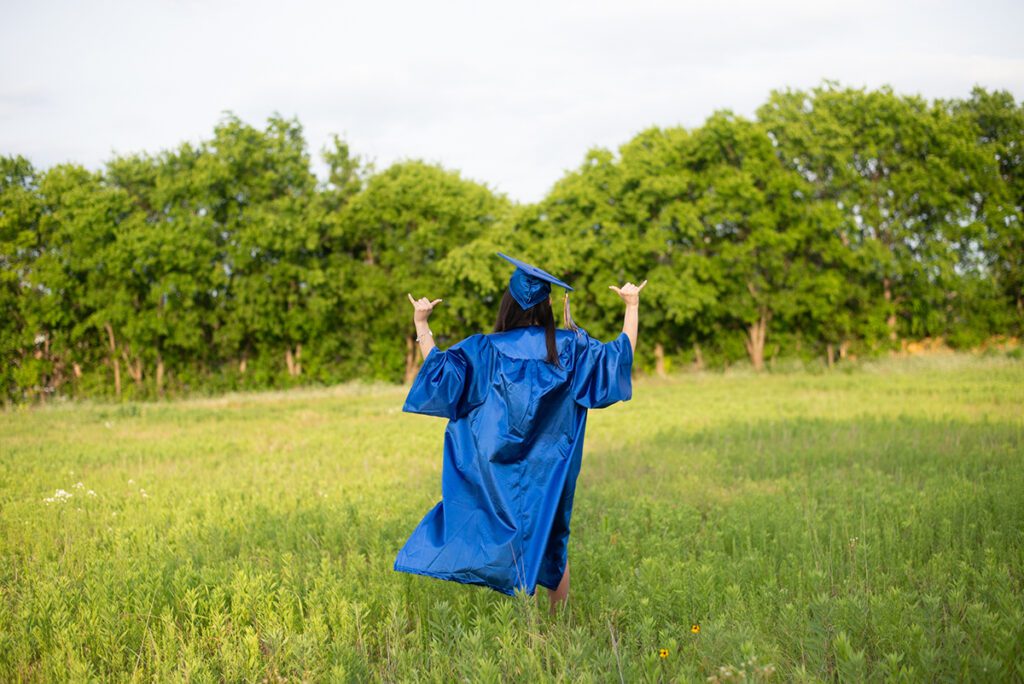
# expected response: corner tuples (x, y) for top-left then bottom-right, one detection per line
(2, 81), (1022, 403)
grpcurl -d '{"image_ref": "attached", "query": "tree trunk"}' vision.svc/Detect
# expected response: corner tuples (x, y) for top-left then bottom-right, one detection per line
(284, 345), (303, 377)
(104, 322), (121, 398)
(826, 343), (835, 368)
(156, 354), (165, 398)
(744, 308), (771, 372)
(404, 335), (418, 384)
(124, 355), (143, 387)
(883, 276), (897, 341)
(239, 354), (247, 374)
(839, 340), (849, 360)
(693, 343), (704, 371)
(654, 342), (666, 377)
(50, 357), (66, 395)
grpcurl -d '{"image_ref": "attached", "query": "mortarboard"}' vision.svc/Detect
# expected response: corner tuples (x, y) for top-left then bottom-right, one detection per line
(497, 252), (580, 331)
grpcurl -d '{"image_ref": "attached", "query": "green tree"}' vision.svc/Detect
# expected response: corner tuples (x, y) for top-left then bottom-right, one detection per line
(337, 160), (510, 382)
(103, 144), (223, 397)
(686, 111), (847, 370)
(20, 163), (136, 399)
(613, 126), (718, 371)
(0, 156), (43, 402)
(946, 87), (1024, 342)
(757, 80), (987, 349)
(516, 129), (718, 373)
(232, 115), (313, 381)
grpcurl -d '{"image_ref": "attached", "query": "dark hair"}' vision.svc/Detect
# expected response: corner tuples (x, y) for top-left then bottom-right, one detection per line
(493, 288), (561, 366)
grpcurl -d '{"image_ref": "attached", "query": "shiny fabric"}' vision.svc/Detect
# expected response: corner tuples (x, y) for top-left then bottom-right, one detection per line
(394, 326), (633, 596)
(508, 267), (554, 310)
(497, 252), (574, 310)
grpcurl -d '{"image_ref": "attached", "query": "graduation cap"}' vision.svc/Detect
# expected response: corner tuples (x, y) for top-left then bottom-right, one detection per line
(497, 252), (580, 331)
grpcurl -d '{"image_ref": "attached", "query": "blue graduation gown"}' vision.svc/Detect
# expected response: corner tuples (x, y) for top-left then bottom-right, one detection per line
(394, 326), (633, 596)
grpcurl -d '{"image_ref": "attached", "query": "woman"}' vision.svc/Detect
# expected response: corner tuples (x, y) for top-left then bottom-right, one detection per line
(394, 252), (646, 615)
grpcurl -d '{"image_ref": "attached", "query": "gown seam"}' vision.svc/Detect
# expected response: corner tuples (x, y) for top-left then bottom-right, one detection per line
(484, 328), (576, 364)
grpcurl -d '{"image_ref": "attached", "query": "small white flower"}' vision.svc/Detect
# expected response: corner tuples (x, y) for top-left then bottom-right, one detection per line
(139, 489), (148, 498)
(128, 479), (135, 484)
(73, 482), (84, 489)
(104, 421), (112, 429)
(45, 488), (74, 504)
(87, 490), (96, 497)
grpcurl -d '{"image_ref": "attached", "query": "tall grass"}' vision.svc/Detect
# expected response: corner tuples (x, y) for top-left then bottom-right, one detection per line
(1, 353), (1022, 681)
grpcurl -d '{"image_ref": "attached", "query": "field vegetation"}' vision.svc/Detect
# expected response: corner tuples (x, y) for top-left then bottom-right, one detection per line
(2, 353), (1022, 681)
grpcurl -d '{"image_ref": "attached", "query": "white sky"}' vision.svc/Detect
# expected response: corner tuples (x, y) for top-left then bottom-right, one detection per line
(2, 0), (1023, 204)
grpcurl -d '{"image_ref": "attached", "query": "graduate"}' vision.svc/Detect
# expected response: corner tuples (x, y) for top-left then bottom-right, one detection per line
(394, 252), (646, 614)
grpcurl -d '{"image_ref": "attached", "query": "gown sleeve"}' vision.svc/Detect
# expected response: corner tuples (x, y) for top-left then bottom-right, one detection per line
(571, 329), (634, 409)
(402, 333), (493, 420)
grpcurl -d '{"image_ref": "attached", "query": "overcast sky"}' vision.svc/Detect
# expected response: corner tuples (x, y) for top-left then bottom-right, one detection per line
(3, 0), (1023, 204)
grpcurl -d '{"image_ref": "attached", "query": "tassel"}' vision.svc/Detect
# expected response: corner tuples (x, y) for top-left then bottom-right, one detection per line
(563, 291), (580, 333)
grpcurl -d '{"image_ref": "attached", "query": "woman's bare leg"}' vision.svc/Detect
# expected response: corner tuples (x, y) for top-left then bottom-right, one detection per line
(547, 560), (569, 615)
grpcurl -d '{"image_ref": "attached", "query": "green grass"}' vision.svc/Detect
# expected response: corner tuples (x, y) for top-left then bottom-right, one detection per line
(1, 353), (1022, 682)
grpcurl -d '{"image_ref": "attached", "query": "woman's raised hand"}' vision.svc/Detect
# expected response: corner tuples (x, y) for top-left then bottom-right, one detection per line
(609, 280), (648, 306)
(408, 293), (443, 323)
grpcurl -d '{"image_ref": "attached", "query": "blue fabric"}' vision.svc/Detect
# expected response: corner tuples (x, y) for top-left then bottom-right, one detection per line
(394, 326), (633, 596)
(508, 268), (552, 310)
(497, 252), (574, 311)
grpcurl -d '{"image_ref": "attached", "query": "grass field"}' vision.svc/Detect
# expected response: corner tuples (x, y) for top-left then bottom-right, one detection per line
(2, 353), (1022, 682)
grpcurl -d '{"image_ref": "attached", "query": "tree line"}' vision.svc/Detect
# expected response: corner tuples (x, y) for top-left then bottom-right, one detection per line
(2, 79), (1021, 403)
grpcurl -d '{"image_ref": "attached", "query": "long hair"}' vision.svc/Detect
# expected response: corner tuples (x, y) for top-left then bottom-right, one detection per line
(493, 288), (562, 366)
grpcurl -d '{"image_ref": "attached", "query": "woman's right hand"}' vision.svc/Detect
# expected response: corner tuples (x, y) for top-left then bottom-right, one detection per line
(609, 280), (647, 306)
(408, 293), (443, 323)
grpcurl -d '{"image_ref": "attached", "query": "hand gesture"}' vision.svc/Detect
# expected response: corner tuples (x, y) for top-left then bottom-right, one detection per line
(609, 279), (647, 306)
(408, 293), (443, 323)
